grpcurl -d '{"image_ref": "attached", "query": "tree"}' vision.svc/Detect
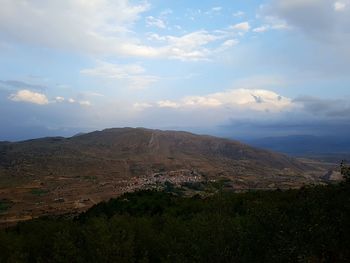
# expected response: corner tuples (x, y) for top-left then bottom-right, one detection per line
(340, 160), (350, 182)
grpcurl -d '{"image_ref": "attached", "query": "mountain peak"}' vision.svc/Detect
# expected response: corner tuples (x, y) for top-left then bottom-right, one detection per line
(0, 127), (326, 224)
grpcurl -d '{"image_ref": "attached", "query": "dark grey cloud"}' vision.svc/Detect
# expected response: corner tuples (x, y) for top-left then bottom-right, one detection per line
(265, 0), (350, 42)
(263, 0), (350, 76)
(294, 96), (350, 118)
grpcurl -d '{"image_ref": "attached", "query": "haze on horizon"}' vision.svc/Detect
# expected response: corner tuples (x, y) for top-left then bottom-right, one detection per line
(0, 0), (349, 141)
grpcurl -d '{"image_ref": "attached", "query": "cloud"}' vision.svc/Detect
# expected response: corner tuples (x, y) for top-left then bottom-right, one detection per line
(205, 6), (222, 15)
(0, 80), (46, 92)
(233, 11), (245, 17)
(9, 90), (49, 105)
(264, 0), (350, 43)
(146, 16), (166, 29)
(294, 96), (350, 118)
(160, 9), (173, 16)
(123, 89), (296, 131)
(81, 62), (145, 78)
(0, 0), (150, 56)
(133, 102), (153, 110)
(157, 100), (180, 108)
(211, 6), (222, 12)
(131, 91), (350, 138)
(163, 30), (222, 60)
(129, 75), (159, 90)
(252, 19), (290, 33)
(334, 1), (347, 11)
(140, 25), (247, 61)
(147, 30), (226, 61)
(8, 89), (93, 107)
(230, 22), (251, 31)
(79, 100), (91, 106)
(139, 89), (293, 113)
(81, 91), (105, 97)
(60, 97), (91, 106)
(55, 95), (92, 106)
(0, 1), (245, 61)
(167, 31), (219, 48)
(55, 96), (65, 103)
(253, 26), (270, 33)
(81, 61), (158, 89)
(220, 39), (239, 49)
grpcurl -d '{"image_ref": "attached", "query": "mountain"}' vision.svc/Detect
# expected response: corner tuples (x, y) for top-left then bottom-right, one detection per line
(245, 135), (350, 162)
(0, 128), (327, 224)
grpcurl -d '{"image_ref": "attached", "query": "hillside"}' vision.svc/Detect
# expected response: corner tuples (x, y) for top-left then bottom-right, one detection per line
(1, 183), (350, 262)
(0, 128), (327, 225)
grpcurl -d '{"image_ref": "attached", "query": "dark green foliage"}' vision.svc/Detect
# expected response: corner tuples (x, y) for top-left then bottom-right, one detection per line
(0, 200), (12, 213)
(1, 184), (350, 262)
(30, 189), (49, 196)
(341, 160), (350, 182)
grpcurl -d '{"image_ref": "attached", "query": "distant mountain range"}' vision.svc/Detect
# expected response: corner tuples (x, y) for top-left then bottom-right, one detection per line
(0, 128), (330, 225)
(244, 135), (350, 163)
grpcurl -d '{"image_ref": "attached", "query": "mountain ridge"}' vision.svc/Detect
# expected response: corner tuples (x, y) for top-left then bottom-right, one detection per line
(0, 127), (328, 225)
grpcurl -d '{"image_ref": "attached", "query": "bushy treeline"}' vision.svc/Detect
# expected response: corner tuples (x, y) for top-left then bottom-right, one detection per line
(1, 182), (350, 262)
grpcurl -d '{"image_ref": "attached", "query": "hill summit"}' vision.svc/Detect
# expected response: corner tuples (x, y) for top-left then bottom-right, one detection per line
(0, 127), (325, 224)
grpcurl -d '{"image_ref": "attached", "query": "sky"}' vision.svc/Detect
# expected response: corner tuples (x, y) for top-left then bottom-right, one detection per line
(0, 0), (350, 141)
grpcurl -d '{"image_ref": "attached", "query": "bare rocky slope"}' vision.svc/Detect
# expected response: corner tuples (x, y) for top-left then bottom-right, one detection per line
(0, 127), (327, 225)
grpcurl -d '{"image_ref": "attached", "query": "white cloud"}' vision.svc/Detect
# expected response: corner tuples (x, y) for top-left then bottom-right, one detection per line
(151, 89), (293, 112)
(133, 102), (153, 110)
(82, 92), (105, 97)
(183, 96), (223, 107)
(79, 100), (91, 106)
(253, 25), (270, 33)
(204, 6), (222, 16)
(57, 97), (91, 106)
(263, 16), (290, 30)
(233, 11), (245, 17)
(147, 30), (226, 61)
(147, 33), (166, 41)
(164, 31), (220, 60)
(9, 90), (49, 105)
(253, 16), (290, 34)
(135, 21), (237, 61)
(9, 90), (94, 107)
(81, 61), (158, 89)
(160, 9), (173, 17)
(220, 39), (239, 48)
(129, 75), (159, 90)
(146, 16), (166, 29)
(81, 61), (145, 79)
(0, 1), (241, 61)
(211, 6), (222, 13)
(334, 1), (347, 11)
(157, 100), (179, 108)
(55, 96), (65, 103)
(0, 0), (150, 56)
(230, 22), (251, 31)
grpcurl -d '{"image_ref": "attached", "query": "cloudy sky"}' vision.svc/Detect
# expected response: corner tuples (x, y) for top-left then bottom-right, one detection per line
(0, 0), (350, 140)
